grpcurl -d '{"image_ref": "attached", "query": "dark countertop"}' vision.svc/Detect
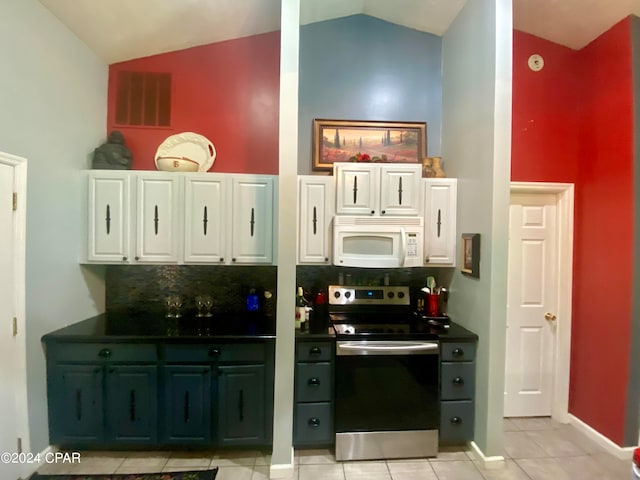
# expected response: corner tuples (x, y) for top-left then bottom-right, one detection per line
(437, 321), (478, 342)
(42, 311), (276, 343)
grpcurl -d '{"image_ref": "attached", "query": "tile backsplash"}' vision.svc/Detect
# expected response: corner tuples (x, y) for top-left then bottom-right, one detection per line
(106, 265), (277, 316)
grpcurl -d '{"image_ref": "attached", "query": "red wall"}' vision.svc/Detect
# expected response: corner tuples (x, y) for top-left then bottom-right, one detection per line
(571, 18), (634, 445)
(107, 32), (280, 174)
(512, 20), (634, 445)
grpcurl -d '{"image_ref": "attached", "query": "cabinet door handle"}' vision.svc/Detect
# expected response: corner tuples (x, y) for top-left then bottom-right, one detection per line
(437, 209), (442, 238)
(208, 348), (221, 358)
(98, 348), (111, 358)
(250, 207), (255, 237)
(184, 390), (190, 423)
(308, 417), (320, 428)
(312, 206), (317, 235)
(398, 177), (403, 205)
(450, 416), (462, 425)
(238, 389), (244, 421)
(309, 347), (321, 356)
(75, 389), (82, 421)
(452, 376), (464, 386)
(203, 206), (208, 236)
(129, 389), (136, 421)
(381, 210), (386, 215)
(308, 377), (321, 387)
(452, 348), (464, 357)
(353, 176), (358, 204)
(105, 204), (111, 235)
(153, 205), (159, 235)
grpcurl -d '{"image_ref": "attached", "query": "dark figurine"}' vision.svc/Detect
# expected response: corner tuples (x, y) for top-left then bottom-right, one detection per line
(92, 131), (132, 169)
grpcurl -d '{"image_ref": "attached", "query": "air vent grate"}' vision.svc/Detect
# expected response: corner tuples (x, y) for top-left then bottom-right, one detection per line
(115, 71), (171, 127)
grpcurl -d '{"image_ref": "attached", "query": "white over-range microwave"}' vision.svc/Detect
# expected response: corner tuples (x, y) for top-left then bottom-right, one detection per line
(333, 216), (424, 268)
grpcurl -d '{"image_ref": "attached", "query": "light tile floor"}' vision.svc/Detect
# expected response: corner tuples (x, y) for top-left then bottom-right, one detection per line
(35, 418), (632, 479)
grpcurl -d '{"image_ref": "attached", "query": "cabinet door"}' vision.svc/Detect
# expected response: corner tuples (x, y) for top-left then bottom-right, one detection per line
(135, 174), (180, 263)
(379, 165), (421, 216)
(162, 365), (212, 444)
(334, 164), (378, 215)
(184, 175), (227, 263)
(50, 365), (104, 443)
(231, 176), (273, 264)
(298, 176), (333, 264)
(87, 172), (130, 262)
(217, 365), (265, 445)
(105, 365), (158, 444)
(424, 179), (457, 266)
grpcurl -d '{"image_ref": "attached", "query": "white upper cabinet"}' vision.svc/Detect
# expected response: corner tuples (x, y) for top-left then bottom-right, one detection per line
(87, 172), (131, 262)
(85, 171), (276, 265)
(183, 174), (227, 263)
(135, 173), (180, 263)
(334, 163), (421, 216)
(423, 178), (457, 266)
(298, 176), (334, 264)
(231, 175), (274, 264)
(378, 165), (421, 216)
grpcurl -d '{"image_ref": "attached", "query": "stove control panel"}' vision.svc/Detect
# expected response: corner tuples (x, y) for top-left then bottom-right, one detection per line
(328, 285), (410, 306)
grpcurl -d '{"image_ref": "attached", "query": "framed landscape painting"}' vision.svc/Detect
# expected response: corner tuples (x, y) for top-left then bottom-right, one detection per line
(312, 119), (427, 171)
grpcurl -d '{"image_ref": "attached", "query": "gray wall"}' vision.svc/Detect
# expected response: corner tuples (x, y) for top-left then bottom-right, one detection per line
(441, 0), (512, 456)
(298, 14), (442, 175)
(626, 14), (640, 447)
(0, 2), (107, 453)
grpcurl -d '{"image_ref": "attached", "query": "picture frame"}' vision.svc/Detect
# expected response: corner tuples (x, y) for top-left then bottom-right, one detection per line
(312, 119), (427, 171)
(461, 233), (480, 278)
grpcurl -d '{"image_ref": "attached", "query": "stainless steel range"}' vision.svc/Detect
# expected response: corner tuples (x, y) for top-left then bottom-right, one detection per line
(329, 285), (440, 461)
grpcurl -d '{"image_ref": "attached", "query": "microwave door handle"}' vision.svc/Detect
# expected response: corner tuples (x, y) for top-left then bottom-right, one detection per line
(400, 227), (407, 267)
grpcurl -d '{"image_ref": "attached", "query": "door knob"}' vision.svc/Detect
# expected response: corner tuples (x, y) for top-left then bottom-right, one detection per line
(544, 312), (557, 322)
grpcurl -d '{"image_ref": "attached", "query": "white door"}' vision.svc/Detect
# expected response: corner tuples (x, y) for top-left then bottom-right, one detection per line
(423, 179), (457, 266)
(334, 164), (378, 215)
(379, 164), (421, 216)
(0, 160), (22, 479)
(505, 192), (558, 417)
(298, 176), (333, 264)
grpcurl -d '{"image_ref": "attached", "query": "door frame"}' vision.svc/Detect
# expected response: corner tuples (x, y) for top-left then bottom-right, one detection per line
(0, 152), (30, 455)
(509, 182), (574, 422)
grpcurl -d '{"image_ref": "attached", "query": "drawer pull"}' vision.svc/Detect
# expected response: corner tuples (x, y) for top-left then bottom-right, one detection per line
(450, 416), (462, 425)
(308, 377), (321, 387)
(309, 347), (322, 356)
(208, 348), (221, 357)
(452, 348), (464, 357)
(98, 348), (111, 358)
(308, 417), (320, 428)
(452, 376), (464, 386)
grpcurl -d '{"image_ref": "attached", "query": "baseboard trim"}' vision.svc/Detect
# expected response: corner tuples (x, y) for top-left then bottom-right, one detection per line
(269, 448), (295, 479)
(469, 441), (505, 466)
(568, 414), (635, 460)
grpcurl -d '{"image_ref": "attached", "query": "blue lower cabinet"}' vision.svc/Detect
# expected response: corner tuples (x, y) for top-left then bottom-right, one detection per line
(162, 365), (213, 444)
(105, 366), (158, 443)
(50, 365), (104, 444)
(217, 365), (265, 445)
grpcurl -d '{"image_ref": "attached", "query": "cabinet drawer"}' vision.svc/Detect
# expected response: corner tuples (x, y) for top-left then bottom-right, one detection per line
(296, 342), (333, 362)
(294, 403), (333, 446)
(440, 362), (475, 400)
(440, 400), (474, 444)
(295, 363), (332, 403)
(163, 343), (265, 363)
(52, 343), (157, 362)
(441, 343), (476, 362)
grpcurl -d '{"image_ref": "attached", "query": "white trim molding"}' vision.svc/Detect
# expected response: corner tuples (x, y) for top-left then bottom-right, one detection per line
(509, 182), (574, 422)
(568, 414), (635, 460)
(469, 441), (506, 466)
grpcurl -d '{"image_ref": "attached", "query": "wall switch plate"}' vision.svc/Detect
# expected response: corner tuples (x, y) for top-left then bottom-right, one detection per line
(528, 54), (544, 72)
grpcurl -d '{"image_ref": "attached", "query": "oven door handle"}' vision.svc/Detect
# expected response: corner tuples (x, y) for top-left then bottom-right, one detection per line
(337, 341), (439, 356)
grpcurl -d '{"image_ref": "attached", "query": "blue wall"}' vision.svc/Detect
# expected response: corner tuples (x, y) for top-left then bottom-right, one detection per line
(298, 14), (442, 174)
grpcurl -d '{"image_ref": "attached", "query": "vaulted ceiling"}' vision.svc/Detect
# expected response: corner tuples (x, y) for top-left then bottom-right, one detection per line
(39, 0), (640, 64)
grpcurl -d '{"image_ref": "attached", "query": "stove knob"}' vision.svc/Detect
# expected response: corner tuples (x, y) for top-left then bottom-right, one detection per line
(344, 291), (351, 299)
(387, 291), (395, 298)
(334, 291), (341, 298)
(398, 291), (405, 299)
